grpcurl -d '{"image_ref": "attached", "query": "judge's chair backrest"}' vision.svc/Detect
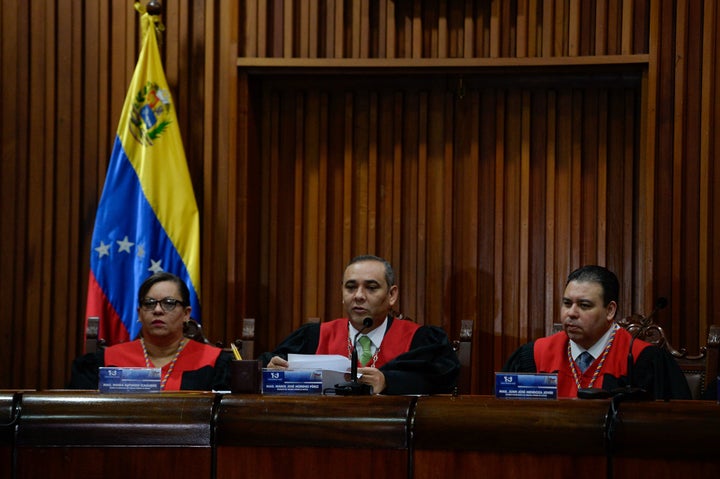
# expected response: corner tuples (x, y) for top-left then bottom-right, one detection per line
(84, 316), (209, 354)
(616, 312), (720, 400)
(452, 320), (474, 395)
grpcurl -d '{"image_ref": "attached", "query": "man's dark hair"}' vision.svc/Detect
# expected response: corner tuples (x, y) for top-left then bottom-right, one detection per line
(347, 255), (396, 287)
(566, 265), (619, 306)
(137, 271), (191, 306)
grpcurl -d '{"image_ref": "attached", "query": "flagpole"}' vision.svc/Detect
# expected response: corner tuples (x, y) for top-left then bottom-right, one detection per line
(144, 1), (163, 49)
(146, 1), (162, 16)
(86, 0), (202, 344)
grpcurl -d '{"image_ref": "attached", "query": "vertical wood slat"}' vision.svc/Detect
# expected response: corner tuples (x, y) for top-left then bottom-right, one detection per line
(257, 0), (267, 56)
(698, 0), (717, 341)
(283, 0), (293, 57)
(303, 95), (319, 317)
(459, 0), (470, 59)
(299, 0), (309, 58)
(54, 0), (75, 386)
(492, 90), (506, 367)
(528, 0), (539, 57)
(385, 0), (395, 58)
(293, 95), (304, 327)
(544, 91), (557, 334)
(309, 1), (318, 57)
(554, 0), (566, 56)
(416, 93), (428, 322)
(621, 0), (634, 55)
(236, 0), (652, 60)
(519, 91), (531, 341)
(334, 0), (343, 58)
(596, 0), (608, 55)
(517, 0), (528, 57)
(28, 0), (47, 387)
(596, 91), (608, 264)
(541, 0), (553, 57)
(567, 0), (579, 55)
(671, 0), (688, 339)
(490, 0), (501, 57)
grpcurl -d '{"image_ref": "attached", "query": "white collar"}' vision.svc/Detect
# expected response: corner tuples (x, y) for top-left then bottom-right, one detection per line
(570, 323), (617, 360)
(349, 317), (388, 348)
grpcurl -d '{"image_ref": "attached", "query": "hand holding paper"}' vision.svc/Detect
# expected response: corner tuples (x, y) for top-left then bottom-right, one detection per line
(287, 354), (351, 373)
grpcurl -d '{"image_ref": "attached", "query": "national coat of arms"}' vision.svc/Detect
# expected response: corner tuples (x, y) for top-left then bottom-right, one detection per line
(129, 81), (172, 146)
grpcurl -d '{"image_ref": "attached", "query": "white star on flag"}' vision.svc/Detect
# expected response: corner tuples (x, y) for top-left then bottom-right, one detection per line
(95, 241), (111, 258)
(116, 236), (135, 253)
(148, 259), (163, 273)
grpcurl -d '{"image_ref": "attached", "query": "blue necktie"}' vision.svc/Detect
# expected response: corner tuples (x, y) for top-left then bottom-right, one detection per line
(358, 335), (373, 366)
(576, 351), (594, 373)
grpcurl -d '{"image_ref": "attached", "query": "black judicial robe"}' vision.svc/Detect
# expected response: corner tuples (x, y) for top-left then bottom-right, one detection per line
(69, 339), (232, 391)
(258, 316), (460, 395)
(502, 328), (692, 399)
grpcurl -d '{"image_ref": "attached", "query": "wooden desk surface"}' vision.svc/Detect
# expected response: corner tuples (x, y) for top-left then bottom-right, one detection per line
(0, 391), (18, 479)
(6, 392), (720, 478)
(216, 394), (415, 448)
(16, 390), (217, 446)
(215, 394), (415, 479)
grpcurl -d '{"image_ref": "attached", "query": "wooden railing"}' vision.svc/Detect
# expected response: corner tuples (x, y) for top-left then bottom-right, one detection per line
(5, 391), (720, 479)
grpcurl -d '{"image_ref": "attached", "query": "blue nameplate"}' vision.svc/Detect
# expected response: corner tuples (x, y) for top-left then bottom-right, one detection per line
(495, 372), (558, 399)
(262, 369), (346, 395)
(99, 367), (162, 393)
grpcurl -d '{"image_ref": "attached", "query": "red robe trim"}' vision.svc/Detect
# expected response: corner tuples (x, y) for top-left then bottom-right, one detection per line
(104, 339), (222, 390)
(316, 318), (420, 368)
(533, 327), (652, 397)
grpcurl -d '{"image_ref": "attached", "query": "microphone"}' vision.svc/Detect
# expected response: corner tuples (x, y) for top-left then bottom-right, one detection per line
(333, 317), (374, 395)
(621, 297), (667, 399)
(578, 298), (667, 400)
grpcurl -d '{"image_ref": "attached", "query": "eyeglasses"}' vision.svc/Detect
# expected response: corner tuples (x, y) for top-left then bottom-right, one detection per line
(140, 297), (185, 312)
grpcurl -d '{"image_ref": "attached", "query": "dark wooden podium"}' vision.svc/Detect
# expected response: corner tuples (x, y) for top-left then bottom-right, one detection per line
(1, 391), (19, 479)
(14, 390), (217, 479)
(413, 395), (720, 478)
(5, 391), (720, 478)
(215, 395), (415, 478)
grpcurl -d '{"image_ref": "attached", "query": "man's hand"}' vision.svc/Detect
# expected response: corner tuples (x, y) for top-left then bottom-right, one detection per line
(357, 367), (386, 394)
(266, 356), (289, 369)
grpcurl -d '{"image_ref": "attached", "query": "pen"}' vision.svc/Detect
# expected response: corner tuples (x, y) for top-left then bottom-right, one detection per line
(230, 342), (243, 360)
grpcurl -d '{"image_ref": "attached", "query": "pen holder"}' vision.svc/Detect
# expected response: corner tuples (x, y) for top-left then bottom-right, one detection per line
(230, 359), (261, 394)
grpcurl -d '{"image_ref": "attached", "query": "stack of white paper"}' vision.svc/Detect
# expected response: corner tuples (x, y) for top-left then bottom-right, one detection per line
(287, 354), (351, 373)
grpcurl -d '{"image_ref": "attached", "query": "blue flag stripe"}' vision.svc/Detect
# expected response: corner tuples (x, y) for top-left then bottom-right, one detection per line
(90, 136), (201, 339)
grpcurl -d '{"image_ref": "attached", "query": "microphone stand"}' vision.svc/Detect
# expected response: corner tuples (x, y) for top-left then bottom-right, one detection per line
(611, 329), (651, 401)
(333, 317), (374, 396)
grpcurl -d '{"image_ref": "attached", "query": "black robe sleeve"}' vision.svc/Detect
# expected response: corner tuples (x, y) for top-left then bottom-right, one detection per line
(68, 347), (234, 391)
(258, 322), (460, 395)
(257, 323), (321, 366)
(501, 342), (537, 373)
(601, 345), (692, 400)
(179, 349), (234, 391)
(380, 325), (460, 396)
(68, 350), (105, 389)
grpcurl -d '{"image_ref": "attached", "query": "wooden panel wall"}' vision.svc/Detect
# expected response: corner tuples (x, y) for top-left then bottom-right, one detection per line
(244, 75), (640, 379)
(0, 0), (231, 389)
(241, 0), (650, 58)
(0, 0), (718, 394)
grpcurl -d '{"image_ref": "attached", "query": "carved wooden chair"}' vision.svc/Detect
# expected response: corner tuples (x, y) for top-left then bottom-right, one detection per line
(84, 316), (209, 354)
(616, 311), (720, 400)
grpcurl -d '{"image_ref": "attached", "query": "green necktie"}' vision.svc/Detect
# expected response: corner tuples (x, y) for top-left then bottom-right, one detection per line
(358, 335), (373, 366)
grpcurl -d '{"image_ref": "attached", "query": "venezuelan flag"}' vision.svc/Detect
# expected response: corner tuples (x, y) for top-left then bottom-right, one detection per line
(85, 8), (200, 344)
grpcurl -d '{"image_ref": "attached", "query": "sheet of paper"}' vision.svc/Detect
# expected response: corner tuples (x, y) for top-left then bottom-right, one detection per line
(287, 354), (351, 373)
